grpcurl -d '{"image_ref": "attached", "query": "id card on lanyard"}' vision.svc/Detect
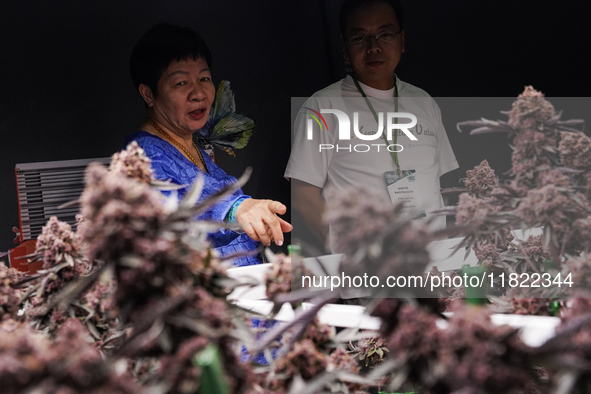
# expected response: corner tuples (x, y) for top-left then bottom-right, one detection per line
(384, 169), (426, 218)
(353, 77), (425, 218)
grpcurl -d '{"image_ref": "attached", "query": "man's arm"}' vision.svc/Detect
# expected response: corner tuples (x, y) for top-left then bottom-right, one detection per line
(291, 178), (328, 246)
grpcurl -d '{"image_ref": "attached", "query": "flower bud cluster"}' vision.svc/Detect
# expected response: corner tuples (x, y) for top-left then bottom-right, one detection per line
(0, 318), (140, 394)
(383, 303), (540, 393)
(0, 264), (25, 318)
(463, 159), (497, 197)
(35, 216), (85, 270)
(109, 141), (154, 184)
(266, 318), (359, 391)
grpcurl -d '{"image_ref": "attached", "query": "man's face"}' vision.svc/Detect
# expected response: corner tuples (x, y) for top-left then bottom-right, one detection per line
(344, 1), (405, 90)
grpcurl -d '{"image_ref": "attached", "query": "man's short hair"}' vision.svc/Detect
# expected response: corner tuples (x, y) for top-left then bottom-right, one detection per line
(129, 23), (212, 96)
(339, 0), (404, 38)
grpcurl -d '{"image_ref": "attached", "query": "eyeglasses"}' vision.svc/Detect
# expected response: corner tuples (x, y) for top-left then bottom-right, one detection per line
(345, 30), (402, 47)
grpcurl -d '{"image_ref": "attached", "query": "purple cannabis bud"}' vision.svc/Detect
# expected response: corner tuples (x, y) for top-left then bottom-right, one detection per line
(109, 141), (154, 184)
(438, 305), (536, 393)
(558, 131), (591, 170)
(558, 131), (591, 201)
(507, 296), (552, 316)
(273, 339), (328, 383)
(303, 317), (335, 346)
(0, 318), (140, 393)
(385, 303), (541, 393)
(349, 332), (389, 368)
(463, 160), (498, 197)
(505, 87), (562, 187)
(516, 184), (588, 234)
(265, 253), (292, 300)
(473, 241), (501, 266)
(262, 317), (360, 391)
(35, 216), (86, 270)
(386, 303), (440, 362)
(0, 265), (25, 319)
(509, 235), (550, 267)
(535, 169), (571, 188)
(19, 217), (92, 329)
(455, 193), (498, 226)
(508, 86), (555, 130)
(510, 128), (557, 181)
(329, 346), (360, 372)
(79, 162), (167, 270)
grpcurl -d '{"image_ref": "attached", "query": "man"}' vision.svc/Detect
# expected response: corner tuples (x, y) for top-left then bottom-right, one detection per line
(285, 0), (458, 252)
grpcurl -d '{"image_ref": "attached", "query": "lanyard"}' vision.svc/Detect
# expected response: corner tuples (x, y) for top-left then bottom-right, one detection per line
(352, 76), (400, 172)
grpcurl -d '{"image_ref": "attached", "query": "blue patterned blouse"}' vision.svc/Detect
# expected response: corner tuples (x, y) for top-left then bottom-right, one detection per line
(125, 131), (262, 266)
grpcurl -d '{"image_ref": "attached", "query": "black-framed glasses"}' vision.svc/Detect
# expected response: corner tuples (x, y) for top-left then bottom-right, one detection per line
(346, 30), (402, 47)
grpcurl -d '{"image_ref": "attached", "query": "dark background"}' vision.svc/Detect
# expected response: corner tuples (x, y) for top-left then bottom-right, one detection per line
(1, 0), (590, 255)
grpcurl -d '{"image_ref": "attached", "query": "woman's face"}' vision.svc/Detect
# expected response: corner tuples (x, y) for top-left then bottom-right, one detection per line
(144, 57), (215, 136)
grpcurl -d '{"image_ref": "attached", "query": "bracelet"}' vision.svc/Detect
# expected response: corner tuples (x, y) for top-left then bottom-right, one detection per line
(226, 197), (249, 223)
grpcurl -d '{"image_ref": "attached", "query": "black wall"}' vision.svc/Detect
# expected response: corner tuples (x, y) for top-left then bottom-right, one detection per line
(1, 0), (590, 255)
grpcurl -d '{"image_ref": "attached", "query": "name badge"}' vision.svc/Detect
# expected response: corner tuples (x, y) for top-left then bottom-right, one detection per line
(384, 170), (426, 219)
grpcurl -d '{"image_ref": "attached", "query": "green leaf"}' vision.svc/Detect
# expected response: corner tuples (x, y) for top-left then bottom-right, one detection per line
(210, 80), (235, 122)
(210, 114), (255, 149)
(194, 344), (230, 394)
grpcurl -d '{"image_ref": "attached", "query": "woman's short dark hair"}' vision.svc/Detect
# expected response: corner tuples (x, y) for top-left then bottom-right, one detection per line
(339, 0), (404, 38)
(129, 23), (212, 96)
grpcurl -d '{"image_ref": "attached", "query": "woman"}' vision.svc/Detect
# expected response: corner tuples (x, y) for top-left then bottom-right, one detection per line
(126, 23), (291, 266)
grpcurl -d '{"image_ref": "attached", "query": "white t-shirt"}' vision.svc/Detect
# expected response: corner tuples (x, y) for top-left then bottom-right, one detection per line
(286, 75), (458, 247)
